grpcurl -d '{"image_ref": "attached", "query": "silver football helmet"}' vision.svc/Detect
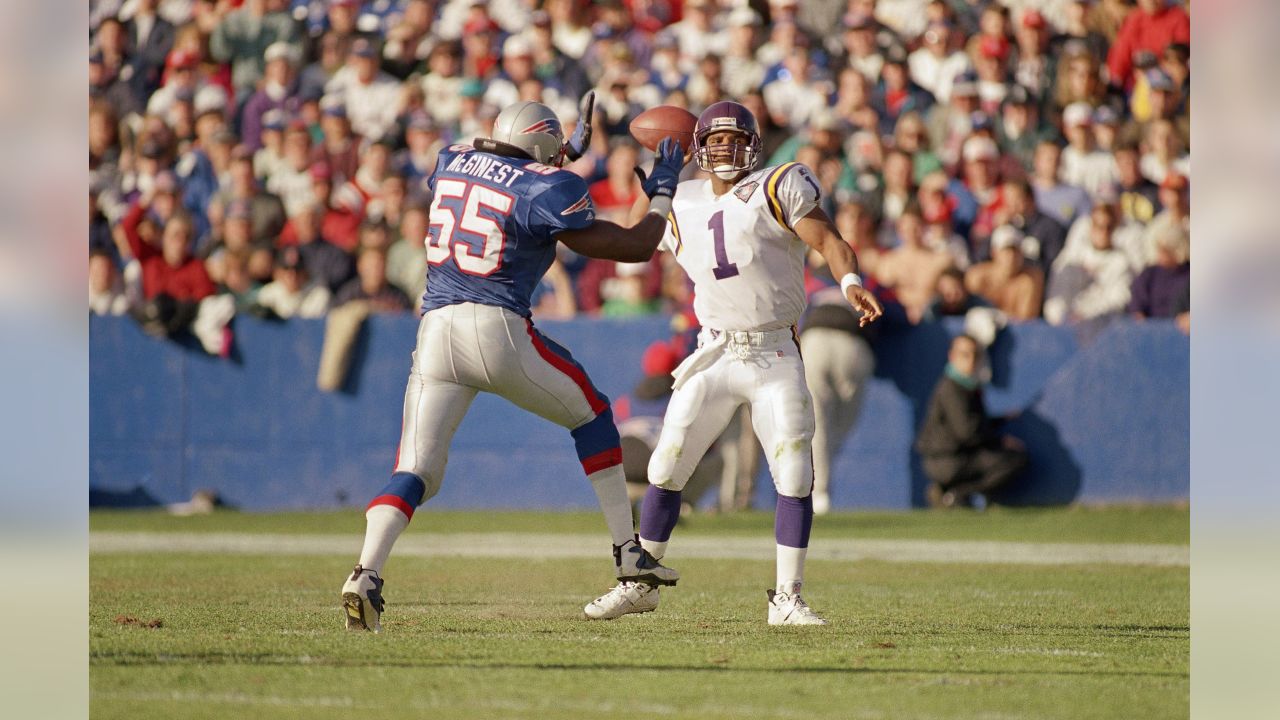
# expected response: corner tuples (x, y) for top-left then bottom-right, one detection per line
(487, 101), (566, 165)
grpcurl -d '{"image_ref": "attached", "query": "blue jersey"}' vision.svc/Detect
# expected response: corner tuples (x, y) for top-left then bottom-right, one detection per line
(421, 144), (596, 317)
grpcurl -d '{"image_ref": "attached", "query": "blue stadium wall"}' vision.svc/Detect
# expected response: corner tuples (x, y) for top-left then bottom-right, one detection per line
(89, 315), (1188, 511)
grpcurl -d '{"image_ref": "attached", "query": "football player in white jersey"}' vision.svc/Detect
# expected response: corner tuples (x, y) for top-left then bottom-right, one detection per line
(584, 101), (883, 625)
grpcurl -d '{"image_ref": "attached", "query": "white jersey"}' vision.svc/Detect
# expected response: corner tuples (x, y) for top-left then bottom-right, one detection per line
(660, 162), (821, 332)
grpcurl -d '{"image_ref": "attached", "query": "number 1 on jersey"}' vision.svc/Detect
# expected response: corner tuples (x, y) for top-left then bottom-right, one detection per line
(708, 210), (739, 280)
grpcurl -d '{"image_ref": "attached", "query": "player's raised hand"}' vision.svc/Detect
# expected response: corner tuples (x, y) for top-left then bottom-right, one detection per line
(847, 286), (884, 327)
(563, 90), (595, 162)
(634, 137), (685, 200)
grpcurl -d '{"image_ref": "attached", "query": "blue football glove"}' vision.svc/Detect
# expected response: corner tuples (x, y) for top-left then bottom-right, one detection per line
(563, 90), (595, 162)
(633, 137), (685, 200)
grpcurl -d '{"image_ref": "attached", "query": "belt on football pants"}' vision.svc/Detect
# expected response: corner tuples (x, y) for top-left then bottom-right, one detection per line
(707, 326), (796, 347)
(671, 326), (796, 391)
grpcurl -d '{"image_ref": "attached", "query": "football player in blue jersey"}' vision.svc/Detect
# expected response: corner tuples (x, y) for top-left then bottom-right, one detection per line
(341, 93), (687, 631)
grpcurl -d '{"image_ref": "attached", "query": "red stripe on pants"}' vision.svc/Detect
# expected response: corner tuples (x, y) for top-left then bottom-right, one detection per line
(524, 320), (608, 415)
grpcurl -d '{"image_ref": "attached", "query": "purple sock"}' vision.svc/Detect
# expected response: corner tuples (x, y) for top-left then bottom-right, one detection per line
(775, 494), (814, 548)
(640, 486), (682, 542)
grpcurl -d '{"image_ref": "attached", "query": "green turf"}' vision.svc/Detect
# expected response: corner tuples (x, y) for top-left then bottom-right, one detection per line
(90, 510), (1188, 719)
(90, 504), (1189, 544)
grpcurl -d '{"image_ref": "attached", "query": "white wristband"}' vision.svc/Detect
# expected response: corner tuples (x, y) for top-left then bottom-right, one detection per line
(647, 194), (673, 219)
(840, 273), (863, 296)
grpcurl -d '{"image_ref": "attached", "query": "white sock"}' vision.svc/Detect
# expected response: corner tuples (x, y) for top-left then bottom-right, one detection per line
(588, 466), (636, 547)
(776, 545), (807, 594)
(358, 504), (410, 574)
(640, 538), (669, 560)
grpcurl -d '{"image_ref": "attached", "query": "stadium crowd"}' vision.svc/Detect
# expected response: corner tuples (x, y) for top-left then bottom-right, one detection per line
(89, 0), (1191, 341)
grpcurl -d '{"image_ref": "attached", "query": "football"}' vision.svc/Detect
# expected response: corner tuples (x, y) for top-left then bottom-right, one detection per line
(629, 105), (698, 153)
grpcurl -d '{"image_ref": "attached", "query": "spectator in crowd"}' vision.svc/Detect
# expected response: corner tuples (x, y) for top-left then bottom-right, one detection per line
(213, 145), (287, 247)
(892, 111), (943, 184)
(325, 38), (402, 141)
(266, 121), (320, 218)
(997, 177), (1067, 274)
(210, 0), (302, 99)
(254, 244), (332, 320)
(416, 40), (463, 130)
(215, 249), (266, 312)
(1044, 203), (1135, 325)
(1060, 101), (1119, 200)
(125, 0), (178, 98)
(872, 45), (934, 137)
(1138, 118), (1189, 186)
(763, 42), (833, 132)
(840, 11), (885, 83)
(1141, 171), (1190, 257)
(1011, 11), (1051, 99)
(957, 135), (1003, 252)
(1050, 0), (1111, 63)
(90, 249), (131, 317)
(666, 0), (727, 61)
(925, 266), (991, 320)
(299, 31), (350, 100)
(1031, 139), (1092, 229)
(89, 43), (143, 120)
(484, 34), (545, 112)
(1114, 140), (1161, 226)
(280, 200), (356, 293)
(916, 334), (1028, 509)
(926, 68), (980, 169)
(1128, 225), (1190, 320)
(386, 201), (428, 303)
(589, 141), (642, 223)
(964, 225), (1044, 321)
(577, 255), (663, 318)
(528, 11), (591, 101)
(834, 201), (884, 281)
(876, 204), (955, 323)
(1050, 42), (1116, 120)
(121, 201), (217, 332)
(909, 20), (968, 104)
(996, 85), (1046, 174)
(1106, 0), (1191, 92)
(800, 246), (879, 516)
(720, 8), (764, 98)
(875, 148), (917, 241)
(240, 42), (302, 154)
(382, 0), (438, 79)
(538, 0), (588, 60)
(333, 245), (412, 312)
(310, 99), (361, 185)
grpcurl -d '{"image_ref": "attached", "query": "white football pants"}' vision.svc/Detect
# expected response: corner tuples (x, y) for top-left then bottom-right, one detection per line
(648, 327), (817, 498)
(392, 303), (608, 500)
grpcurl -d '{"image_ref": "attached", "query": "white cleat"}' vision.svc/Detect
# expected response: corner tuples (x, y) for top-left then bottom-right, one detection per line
(615, 536), (679, 586)
(767, 587), (829, 626)
(341, 564), (385, 632)
(584, 581), (661, 620)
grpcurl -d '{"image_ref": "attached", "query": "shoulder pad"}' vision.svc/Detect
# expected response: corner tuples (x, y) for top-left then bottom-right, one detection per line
(524, 162), (561, 176)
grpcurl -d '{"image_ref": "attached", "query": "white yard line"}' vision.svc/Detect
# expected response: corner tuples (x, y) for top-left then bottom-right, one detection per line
(89, 532), (1188, 567)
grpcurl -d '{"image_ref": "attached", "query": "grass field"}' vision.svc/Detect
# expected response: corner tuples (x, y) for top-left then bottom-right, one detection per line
(90, 507), (1189, 719)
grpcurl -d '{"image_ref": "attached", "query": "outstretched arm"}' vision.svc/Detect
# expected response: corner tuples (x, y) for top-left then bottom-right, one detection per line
(556, 213), (668, 262)
(559, 137), (686, 262)
(794, 207), (884, 326)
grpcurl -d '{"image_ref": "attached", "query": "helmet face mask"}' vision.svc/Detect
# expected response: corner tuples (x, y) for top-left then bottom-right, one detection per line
(487, 101), (567, 166)
(694, 101), (762, 179)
